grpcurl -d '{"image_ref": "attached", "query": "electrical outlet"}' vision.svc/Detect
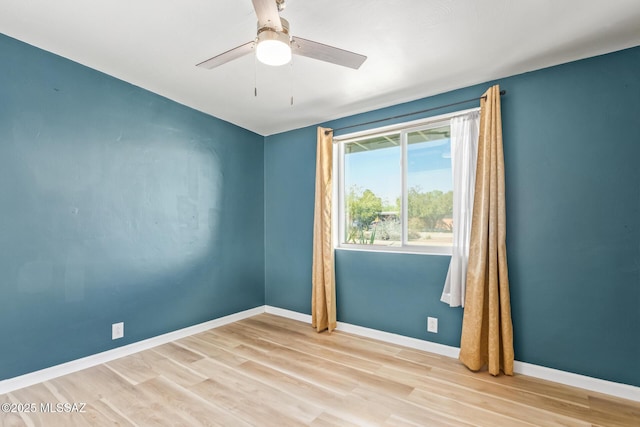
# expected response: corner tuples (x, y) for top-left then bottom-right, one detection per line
(112, 322), (124, 340)
(427, 317), (438, 333)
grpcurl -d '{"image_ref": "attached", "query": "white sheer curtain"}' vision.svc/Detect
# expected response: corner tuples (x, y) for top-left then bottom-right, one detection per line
(441, 110), (480, 307)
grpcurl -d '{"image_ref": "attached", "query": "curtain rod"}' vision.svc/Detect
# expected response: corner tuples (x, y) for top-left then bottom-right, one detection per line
(325, 90), (506, 135)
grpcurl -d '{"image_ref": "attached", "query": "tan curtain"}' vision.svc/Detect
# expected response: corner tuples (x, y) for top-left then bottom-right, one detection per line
(458, 85), (514, 376)
(312, 127), (337, 333)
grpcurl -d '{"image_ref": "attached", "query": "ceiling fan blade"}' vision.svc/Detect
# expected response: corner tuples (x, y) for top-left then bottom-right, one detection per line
(252, 0), (282, 30)
(196, 41), (255, 69)
(291, 37), (367, 69)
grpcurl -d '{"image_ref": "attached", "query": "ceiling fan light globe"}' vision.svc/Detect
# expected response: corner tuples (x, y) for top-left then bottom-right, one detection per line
(256, 31), (291, 66)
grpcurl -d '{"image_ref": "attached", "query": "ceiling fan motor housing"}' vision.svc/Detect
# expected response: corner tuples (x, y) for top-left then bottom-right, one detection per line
(256, 18), (292, 66)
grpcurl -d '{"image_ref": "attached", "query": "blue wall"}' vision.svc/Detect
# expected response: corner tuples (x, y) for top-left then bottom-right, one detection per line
(0, 34), (265, 380)
(265, 46), (640, 387)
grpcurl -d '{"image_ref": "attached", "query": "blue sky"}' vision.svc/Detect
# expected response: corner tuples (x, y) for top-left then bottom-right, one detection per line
(344, 138), (452, 206)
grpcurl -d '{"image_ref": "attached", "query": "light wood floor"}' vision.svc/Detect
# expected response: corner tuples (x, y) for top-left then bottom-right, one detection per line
(2, 314), (639, 426)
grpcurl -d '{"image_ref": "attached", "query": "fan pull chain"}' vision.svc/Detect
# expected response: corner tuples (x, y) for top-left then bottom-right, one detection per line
(290, 56), (294, 106)
(254, 53), (258, 97)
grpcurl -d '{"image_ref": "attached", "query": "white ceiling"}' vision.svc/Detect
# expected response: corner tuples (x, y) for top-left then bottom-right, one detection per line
(2, 0), (640, 136)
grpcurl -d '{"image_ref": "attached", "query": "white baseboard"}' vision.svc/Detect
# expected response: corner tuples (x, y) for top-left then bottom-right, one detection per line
(265, 306), (461, 359)
(513, 361), (640, 402)
(265, 305), (640, 402)
(0, 306), (265, 395)
(336, 321), (461, 359)
(3, 305), (639, 403)
(264, 305), (313, 323)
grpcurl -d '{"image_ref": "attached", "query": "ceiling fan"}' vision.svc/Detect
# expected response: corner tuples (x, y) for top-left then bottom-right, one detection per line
(196, 0), (367, 70)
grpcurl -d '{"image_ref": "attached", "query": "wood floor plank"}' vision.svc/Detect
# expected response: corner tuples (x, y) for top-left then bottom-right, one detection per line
(204, 327), (286, 355)
(414, 375), (591, 427)
(468, 367), (592, 407)
(248, 314), (408, 356)
(192, 339), (360, 395)
(227, 320), (434, 389)
(2, 313), (638, 427)
(80, 398), (137, 426)
(226, 321), (384, 373)
(188, 378), (309, 427)
(151, 342), (205, 364)
(301, 338), (435, 379)
(587, 394), (640, 427)
(236, 358), (403, 425)
(309, 412), (362, 427)
(137, 376), (249, 427)
(0, 392), (28, 427)
(144, 354), (208, 388)
(234, 360), (345, 408)
(351, 385), (476, 427)
(424, 366), (594, 423)
(212, 322), (288, 353)
(9, 383), (87, 427)
(243, 316), (403, 358)
(174, 334), (249, 365)
(271, 345), (415, 398)
(194, 328), (264, 352)
(99, 376), (194, 426)
(105, 349), (166, 385)
(383, 414), (427, 427)
(189, 357), (324, 424)
(408, 387), (537, 427)
(46, 364), (135, 404)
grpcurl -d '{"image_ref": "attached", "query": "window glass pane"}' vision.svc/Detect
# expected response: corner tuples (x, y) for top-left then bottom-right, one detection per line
(406, 125), (453, 246)
(344, 133), (401, 246)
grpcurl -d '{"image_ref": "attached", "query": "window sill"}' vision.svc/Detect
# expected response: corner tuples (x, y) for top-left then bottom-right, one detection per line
(335, 245), (452, 256)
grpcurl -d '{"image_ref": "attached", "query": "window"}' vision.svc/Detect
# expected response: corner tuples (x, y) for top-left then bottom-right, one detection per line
(335, 110), (473, 254)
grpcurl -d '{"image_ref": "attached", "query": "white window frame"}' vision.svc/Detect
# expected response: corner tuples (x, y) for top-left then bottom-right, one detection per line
(333, 108), (478, 256)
